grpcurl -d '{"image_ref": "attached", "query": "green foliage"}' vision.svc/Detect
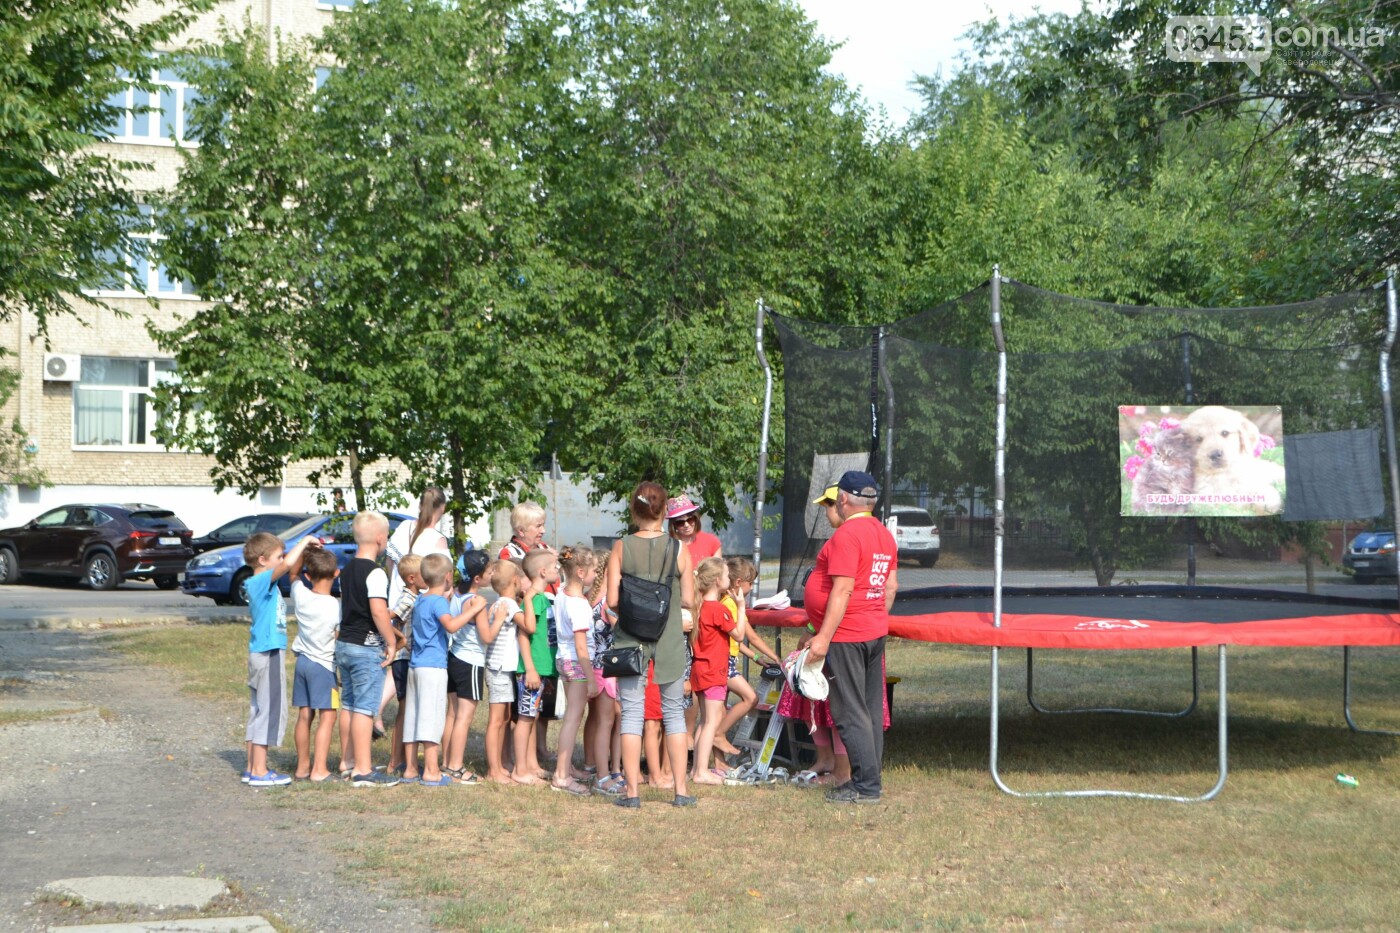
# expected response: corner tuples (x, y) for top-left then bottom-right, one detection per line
(0, 0), (210, 332)
(154, 0), (584, 536)
(548, 0), (897, 524)
(949, 0), (1399, 291)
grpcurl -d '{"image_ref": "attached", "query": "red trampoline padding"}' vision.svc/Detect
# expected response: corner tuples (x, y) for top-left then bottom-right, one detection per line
(749, 607), (1400, 650)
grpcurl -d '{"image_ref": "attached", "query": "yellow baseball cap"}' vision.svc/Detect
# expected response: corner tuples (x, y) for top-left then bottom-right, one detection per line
(813, 485), (839, 506)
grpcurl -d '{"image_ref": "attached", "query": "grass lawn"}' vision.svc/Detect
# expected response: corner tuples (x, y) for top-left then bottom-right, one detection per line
(112, 623), (1400, 930)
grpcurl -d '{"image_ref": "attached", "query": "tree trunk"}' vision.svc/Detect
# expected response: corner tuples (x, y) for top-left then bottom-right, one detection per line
(1090, 545), (1115, 587)
(348, 445), (366, 511)
(448, 435), (469, 554)
(1304, 552), (1316, 595)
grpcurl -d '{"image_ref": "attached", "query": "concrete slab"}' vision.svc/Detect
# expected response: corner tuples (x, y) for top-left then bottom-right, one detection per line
(48, 918), (275, 933)
(42, 876), (228, 910)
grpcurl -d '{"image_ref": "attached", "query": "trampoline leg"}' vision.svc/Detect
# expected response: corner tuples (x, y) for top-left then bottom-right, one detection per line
(991, 645), (1228, 803)
(1343, 646), (1400, 736)
(1025, 646), (1199, 718)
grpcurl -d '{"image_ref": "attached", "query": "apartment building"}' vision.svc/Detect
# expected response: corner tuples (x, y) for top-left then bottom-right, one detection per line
(0, 0), (499, 539)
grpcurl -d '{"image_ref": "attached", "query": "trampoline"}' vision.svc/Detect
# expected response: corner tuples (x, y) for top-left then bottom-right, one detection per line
(750, 271), (1400, 802)
(752, 586), (1400, 801)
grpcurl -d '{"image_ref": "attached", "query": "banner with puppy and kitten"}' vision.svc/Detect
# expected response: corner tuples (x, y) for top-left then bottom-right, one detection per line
(1120, 405), (1286, 517)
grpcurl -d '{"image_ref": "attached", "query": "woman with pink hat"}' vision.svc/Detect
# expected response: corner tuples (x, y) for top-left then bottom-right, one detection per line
(666, 495), (722, 562)
(667, 495), (721, 747)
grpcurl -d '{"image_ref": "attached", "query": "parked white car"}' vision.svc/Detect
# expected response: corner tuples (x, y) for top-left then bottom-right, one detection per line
(888, 505), (940, 567)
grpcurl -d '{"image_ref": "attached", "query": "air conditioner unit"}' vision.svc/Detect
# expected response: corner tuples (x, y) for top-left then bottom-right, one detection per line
(43, 353), (81, 382)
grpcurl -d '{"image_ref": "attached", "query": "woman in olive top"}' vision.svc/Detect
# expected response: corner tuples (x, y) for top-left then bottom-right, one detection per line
(607, 481), (696, 808)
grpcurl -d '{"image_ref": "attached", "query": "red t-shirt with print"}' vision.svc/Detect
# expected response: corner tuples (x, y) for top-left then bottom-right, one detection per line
(802, 515), (895, 643)
(691, 600), (737, 692)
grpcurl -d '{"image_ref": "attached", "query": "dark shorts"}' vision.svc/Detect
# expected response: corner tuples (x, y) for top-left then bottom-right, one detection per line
(727, 655), (739, 680)
(391, 658), (409, 701)
(447, 654), (486, 702)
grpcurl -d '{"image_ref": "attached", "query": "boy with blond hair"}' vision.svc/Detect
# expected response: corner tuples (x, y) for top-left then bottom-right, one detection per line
(242, 531), (319, 787)
(334, 511), (402, 787)
(402, 553), (480, 785)
(289, 546), (341, 782)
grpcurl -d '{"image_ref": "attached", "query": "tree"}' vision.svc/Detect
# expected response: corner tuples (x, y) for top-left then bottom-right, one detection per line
(154, 0), (584, 540)
(548, 0), (898, 525)
(0, 0), (209, 332)
(953, 1), (1399, 291)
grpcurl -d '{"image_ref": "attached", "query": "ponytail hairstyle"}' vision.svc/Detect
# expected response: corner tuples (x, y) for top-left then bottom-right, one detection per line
(410, 487), (447, 551)
(694, 556), (726, 597)
(559, 543), (598, 585)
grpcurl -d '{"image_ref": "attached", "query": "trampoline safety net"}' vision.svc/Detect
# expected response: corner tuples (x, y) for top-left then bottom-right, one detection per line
(772, 279), (1393, 595)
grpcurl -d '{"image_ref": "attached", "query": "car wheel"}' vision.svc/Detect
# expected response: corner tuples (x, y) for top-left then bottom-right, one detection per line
(229, 568), (252, 607)
(83, 552), (118, 591)
(919, 554), (938, 568)
(0, 547), (18, 584)
(154, 574), (180, 591)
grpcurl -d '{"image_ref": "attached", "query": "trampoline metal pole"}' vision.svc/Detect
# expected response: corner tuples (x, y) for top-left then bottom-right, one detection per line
(1181, 333), (1197, 587)
(991, 267), (1006, 628)
(753, 298), (774, 671)
(1382, 271), (1400, 609)
(989, 266), (1008, 793)
(879, 327), (894, 524)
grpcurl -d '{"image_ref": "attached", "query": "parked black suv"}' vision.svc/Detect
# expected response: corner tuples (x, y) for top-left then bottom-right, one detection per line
(0, 503), (195, 590)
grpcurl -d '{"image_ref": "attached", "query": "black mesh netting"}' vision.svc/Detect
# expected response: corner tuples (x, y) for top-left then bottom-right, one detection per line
(773, 279), (1393, 593)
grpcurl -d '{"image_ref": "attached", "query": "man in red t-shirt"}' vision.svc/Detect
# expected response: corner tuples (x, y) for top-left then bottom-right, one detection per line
(804, 470), (897, 804)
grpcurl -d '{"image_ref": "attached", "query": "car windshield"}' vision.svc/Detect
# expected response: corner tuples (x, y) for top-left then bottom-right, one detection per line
(893, 510), (934, 527)
(129, 510), (187, 531)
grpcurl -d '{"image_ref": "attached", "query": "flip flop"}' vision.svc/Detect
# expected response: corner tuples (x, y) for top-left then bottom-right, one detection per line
(791, 769), (821, 787)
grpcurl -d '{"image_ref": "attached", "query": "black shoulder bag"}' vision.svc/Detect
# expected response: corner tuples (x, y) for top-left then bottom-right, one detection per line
(616, 537), (677, 643)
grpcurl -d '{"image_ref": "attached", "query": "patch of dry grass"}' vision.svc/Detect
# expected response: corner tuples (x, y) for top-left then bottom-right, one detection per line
(0, 708), (85, 726)
(114, 625), (1400, 930)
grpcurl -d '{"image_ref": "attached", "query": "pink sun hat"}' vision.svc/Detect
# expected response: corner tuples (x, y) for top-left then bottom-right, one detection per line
(665, 495), (701, 520)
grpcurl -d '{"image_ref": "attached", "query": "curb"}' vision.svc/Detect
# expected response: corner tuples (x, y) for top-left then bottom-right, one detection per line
(0, 615), (246, 632)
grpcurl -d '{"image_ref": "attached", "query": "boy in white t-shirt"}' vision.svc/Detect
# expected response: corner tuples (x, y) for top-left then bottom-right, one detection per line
(444, 550), (492, 783)
(290, 546), (341, 782)
(481, 560), (524, 785)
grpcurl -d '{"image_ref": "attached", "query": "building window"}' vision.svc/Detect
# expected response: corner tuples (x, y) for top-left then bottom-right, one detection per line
(100, 66), (202, 146)
(317, 0), (355, 10)
(89, 204), (198, 298)
(73, 357), (178, 450)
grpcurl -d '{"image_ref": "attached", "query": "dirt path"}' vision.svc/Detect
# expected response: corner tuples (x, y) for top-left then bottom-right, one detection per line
(0, 625), (434, 932)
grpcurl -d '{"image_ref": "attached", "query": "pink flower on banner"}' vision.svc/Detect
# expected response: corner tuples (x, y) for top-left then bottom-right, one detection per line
(1253, 435), (1276, 457)
(1136, 437), (1155, 457)
(1124, 455), (1145, 479)
(1138, 421), (1157, 439)
(1159, 416), (1181, 430)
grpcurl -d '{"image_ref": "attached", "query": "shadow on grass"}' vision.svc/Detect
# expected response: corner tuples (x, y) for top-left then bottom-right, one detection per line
(885, 706), (1399, 778)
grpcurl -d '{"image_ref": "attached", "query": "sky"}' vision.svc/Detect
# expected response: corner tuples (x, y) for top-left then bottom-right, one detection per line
(795, 0), (1085, 126)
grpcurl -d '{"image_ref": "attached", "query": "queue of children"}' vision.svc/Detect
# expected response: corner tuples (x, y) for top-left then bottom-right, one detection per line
(240, 491), (781, 799)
